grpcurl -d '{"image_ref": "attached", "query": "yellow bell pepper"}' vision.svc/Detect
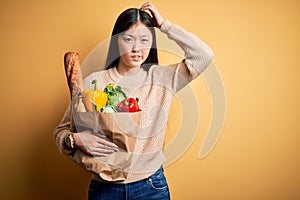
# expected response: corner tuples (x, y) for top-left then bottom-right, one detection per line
(82, 79), (108, 112)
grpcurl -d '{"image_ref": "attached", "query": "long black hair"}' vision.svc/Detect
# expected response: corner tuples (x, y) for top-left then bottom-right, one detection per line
(105, 8), (158, 70)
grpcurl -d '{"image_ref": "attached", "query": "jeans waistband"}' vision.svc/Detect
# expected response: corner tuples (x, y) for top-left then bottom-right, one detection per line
(91, 166), (164, 185)
(148, 166), (163, 179)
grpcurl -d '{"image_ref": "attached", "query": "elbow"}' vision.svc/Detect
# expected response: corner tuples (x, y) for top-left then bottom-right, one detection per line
(53, 128), (74, 156)
(205, 46), (215, 67)
(53, 129), (65, 155)
(206, 48), (214, 64)
(198, 48), (214, 73)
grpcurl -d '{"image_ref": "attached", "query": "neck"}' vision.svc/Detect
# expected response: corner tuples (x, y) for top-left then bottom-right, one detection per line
(116, 64), (141, 75)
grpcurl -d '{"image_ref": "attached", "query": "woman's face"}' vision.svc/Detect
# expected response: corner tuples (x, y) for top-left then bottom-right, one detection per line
(117, 22), (153, 73)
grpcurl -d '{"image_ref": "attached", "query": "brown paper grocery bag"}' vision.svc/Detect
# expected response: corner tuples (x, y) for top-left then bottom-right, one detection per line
(72, 148), (133, 182)
(71, 97), (141, 181)
(63, 53), (141, 181)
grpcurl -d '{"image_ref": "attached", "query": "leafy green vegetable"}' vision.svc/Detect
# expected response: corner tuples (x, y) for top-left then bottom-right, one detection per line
(104, 84), (127, 108)
(100, 105), (117, 113)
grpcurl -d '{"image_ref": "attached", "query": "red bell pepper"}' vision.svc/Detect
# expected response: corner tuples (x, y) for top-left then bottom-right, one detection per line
(117, 97), (141, 112)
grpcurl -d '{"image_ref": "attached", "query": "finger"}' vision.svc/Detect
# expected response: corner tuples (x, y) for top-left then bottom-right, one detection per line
(96, 143), (119, 152)
(141, 2), (150, 8)
(96, 137), (119, 148)
(90, 147), (118, 157)
(89, 132), (118, 148)
(142, 5), (155, 13)
(141, 3), (160, 22)
(95, 146), (117, 153)
(84, 147), (114, 156)
(141, 2), (154, 11)
(141, 5), (157, 25)
(142, 2), (154, 7)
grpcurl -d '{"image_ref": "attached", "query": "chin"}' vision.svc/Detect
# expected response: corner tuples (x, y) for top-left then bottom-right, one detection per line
(129, 61), (144, 67)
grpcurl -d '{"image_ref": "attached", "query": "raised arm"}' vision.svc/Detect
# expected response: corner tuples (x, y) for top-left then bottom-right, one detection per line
(141, 2), (214, 92)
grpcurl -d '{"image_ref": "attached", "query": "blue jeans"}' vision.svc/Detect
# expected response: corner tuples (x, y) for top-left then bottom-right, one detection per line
(88, 167), (170, 200)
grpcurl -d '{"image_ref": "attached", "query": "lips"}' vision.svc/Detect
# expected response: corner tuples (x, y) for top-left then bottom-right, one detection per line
(131, 55), (142, 61)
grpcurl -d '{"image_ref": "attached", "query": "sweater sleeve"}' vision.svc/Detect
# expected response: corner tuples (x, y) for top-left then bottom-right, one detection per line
(53, 103), (76, 155)
(159, 20), (214, 92)
(53, 71), (104, 156)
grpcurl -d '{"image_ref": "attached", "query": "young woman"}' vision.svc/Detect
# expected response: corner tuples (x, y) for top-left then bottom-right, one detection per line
(54, 2), (214, 199)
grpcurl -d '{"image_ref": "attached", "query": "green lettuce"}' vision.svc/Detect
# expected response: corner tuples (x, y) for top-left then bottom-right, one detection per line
(104, 84), (127, 108)
(100, 105), (118, 113)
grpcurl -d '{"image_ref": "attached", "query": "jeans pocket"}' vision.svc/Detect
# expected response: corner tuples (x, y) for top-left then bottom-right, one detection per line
(148, 172), (168, 190)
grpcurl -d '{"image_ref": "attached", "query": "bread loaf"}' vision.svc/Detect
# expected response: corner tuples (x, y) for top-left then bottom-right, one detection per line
(64, 52), (86, 112)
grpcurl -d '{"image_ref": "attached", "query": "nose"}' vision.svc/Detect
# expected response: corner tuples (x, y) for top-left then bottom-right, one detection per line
(132, 41), (141, 52)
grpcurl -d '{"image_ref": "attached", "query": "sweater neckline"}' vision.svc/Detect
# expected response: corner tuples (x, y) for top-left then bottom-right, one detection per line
(108, 66), (144, 84)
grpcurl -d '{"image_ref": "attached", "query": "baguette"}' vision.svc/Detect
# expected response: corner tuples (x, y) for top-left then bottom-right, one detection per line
(64, 52), (86, 112)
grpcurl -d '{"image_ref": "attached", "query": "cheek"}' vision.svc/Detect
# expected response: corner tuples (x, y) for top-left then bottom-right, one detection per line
(141, 49), (150, 58)
(118, 40), (132, 56)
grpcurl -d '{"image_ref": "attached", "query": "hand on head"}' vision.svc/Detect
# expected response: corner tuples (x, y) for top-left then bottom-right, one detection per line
(141, 2), (164, 27)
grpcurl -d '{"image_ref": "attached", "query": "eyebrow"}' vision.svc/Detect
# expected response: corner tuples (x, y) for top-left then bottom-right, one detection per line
(122, 33), (151, 37)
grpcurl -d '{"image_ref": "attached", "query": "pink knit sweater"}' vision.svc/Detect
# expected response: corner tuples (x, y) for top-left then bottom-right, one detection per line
(53, 20), (214, 183)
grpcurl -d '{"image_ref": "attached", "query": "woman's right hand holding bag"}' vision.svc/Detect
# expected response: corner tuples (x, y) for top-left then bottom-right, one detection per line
(64, 52), (118, 157)
(73, 131), (119, 157)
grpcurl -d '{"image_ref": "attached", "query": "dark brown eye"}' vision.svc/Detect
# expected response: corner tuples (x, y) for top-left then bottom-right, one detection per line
(125, 38), (133, 42)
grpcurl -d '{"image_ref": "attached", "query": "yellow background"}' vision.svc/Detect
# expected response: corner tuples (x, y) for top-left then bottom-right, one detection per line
(0, 0), (299, 199)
